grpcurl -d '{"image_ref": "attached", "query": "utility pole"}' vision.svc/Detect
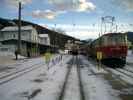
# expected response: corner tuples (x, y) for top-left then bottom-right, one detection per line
(101, 17), (104, 36)
(54, 24), (56, 53)
(116, 25), (118, 32)
(101, 16), (115, 34)
(18, 1), (21, 55)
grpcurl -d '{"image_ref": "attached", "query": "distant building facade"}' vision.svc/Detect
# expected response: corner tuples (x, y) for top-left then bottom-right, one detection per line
(38, 34), (50, 45)
(0, 26), (50, 56)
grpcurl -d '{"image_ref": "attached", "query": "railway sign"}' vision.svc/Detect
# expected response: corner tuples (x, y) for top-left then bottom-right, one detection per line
(97, 51), (102, 60)
(97, 51), (102, 70)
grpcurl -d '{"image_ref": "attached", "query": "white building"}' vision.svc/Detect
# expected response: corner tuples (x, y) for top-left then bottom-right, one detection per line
(0, 25), (50, 56)
(0, 25), (38, 43)
(38, 34), (50, 45)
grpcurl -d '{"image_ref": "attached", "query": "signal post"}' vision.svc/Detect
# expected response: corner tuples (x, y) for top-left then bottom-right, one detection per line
(97, 51), (102, 70)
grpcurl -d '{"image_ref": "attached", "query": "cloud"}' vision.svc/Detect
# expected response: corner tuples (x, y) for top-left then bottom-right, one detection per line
(77, 0), (96, 12)
(6, 0), (96, 19)
(48, 0), (96, 12)
(66, 31), (98, 40)
(32, 10), (58, 19)
(6, 0), (32, 8)
(39, 23), (99, 39)
(115, 0), (133, 12)
(121, 0), (133, 11)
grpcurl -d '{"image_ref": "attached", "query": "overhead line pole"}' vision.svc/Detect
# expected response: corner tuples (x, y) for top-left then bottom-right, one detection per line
(18, 1), (21, 55)
(54, 24), (56, 53)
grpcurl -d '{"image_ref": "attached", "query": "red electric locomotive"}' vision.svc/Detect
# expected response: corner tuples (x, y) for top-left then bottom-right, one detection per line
(89, 33), (128, 67)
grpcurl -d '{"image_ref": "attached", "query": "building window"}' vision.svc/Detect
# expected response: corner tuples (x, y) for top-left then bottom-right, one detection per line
(13, 34), (15, 38)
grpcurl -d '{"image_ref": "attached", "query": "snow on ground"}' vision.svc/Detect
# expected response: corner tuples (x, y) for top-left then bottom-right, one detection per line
(126, 50), (133, 74)
(127, 50), (133, 64)
(0, 51), (27, 59)
(0, 51), (28, 68)
(0, 57), (44, 78)
(80, 55), (107, 74)
(63, 64), (80, 100)
(0, 51), (14, 57)
(81, 54), (133, 85)
(1, 54), (132, 100)
(0, 63), (45, 100)
(0, 53), (65, 79)
(81, 67), (120, 100)
(0, 54), (72, 100)
(117, 68), (133, 77)
(107, 68), (133, 85)
(79, 55), (121, 100)
(124, 65), (133, 72)
(97, 50), (133, 85)
(34, 55), (72, 100)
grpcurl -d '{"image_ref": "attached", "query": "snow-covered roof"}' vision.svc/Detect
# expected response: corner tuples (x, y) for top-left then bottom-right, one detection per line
(1, 25), (34, 31)
(39, 34), (49, 38)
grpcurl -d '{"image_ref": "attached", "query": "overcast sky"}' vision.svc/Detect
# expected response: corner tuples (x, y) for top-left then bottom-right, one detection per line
(0, 0), (133, 40)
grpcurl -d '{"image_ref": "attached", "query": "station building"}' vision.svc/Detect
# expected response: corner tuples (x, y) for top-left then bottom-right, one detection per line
(0, 25), (50, 56)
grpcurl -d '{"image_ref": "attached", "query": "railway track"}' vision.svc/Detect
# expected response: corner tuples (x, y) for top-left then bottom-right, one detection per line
(123, 68), (133, 74)
(101, 65), (133, 83)
(124, 65), (133, 72)
(88, 58), (133, 82)
(77, 56), (85, 100)
(100, 64), (133, 80)
(0, 62), (44, 85)
(58, 56), (85, 100)
(115, 68), (133, 79)
(88, 56), (133, 80)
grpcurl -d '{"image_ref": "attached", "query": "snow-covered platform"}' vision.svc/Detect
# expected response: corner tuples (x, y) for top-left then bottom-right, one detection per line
(0, 54), (133, 100)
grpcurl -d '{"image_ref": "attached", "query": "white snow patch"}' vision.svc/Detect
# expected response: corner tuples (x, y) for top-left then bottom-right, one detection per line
(108, 68), (133, 85)
(127, 50), (133, 64)
(81, 66), (120, 100)
(124, 65), (133, 72)
(63, 65), (80, 100)
(0, 51), (27, 59)
(77, 55), (120, 100)
(0, 55), (72, 100)
(79, 55), (107, 74)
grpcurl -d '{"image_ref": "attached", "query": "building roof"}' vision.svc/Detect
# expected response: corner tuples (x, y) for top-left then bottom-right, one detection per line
(1, 25), (34, 31)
